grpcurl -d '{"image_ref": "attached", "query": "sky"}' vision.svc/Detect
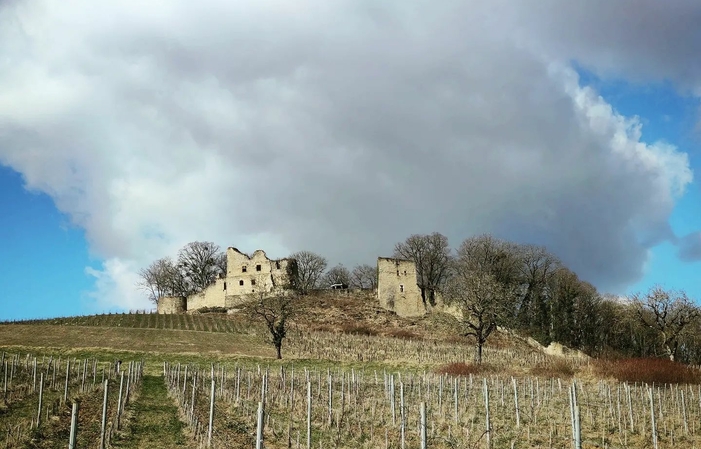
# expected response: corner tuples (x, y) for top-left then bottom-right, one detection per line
(1, 0), (701, 320)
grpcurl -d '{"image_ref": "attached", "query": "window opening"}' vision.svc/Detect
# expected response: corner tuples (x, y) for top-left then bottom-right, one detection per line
(400, 284), (404, 293)
(256, 264), (262, 271)
(242, 266), (247, 273)
(239, 280), (244, 286)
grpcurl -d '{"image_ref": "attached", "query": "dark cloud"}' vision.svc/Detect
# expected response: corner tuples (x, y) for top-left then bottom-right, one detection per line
(0, 1), (696, 308)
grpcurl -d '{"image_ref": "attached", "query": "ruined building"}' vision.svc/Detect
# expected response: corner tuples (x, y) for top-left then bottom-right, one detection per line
(376, 257), (426, 317)
(157, 247), (297, 313)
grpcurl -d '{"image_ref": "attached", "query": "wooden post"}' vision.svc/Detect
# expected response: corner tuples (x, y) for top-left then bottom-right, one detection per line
(328, 373), (333, 427)
(484, 378), (491, 449)
(512, 377), (520, 428)
(116, 372), (125, 430)
(32, 358), (37, 393)
(64, 360), (70, 404)
(307, 381), (312, 449)
(208, 377), (215, 447)
(256, 401), (264, 449)
(649, 388), (658, 449)
(400, 382), (405, 449)
(68, 402), (79, 449)
(100, 379), (108, 449)
(36, 373), (44, 428)
(420, 402), (427, 449)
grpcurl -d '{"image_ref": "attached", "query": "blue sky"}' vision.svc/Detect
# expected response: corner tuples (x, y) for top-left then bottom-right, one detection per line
(0, 166), (95, 319)
(1, 1), (701, 319)
(575, 70), (701, 299)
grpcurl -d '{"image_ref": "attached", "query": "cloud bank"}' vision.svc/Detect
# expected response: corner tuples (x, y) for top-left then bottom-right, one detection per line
(0, 1), (697, 309)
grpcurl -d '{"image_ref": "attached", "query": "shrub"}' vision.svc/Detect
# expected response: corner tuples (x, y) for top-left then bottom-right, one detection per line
(435, 362), (486, 377)
(595, 358), (701, 385)
(341, 324), (378, 336)
(385, 329), (420, 340)
(197, 306), (228, 314)
(530, 359), (576, 379)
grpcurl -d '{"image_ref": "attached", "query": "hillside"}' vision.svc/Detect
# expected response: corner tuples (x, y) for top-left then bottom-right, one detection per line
(0, 291), (539, 362)
(3, 293), (701, 448)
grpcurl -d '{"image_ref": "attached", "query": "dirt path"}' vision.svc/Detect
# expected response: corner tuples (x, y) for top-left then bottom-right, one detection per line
(113, 375), (193, 449)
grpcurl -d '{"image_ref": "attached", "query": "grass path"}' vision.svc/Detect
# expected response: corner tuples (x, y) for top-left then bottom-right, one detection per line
(113, 375), (193, 449)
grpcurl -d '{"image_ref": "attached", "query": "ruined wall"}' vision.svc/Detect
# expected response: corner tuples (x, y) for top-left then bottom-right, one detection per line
(187, 278), (227, 311)
(377, 257), (426, 317)
(183, 247), (296, 312)
(157, 296), (186, 314)
(225, 248), (295, 297)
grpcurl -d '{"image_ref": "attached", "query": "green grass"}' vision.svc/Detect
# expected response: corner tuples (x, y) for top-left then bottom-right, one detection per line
(112, 375), (191, 449)
(2, 312), (254, 335)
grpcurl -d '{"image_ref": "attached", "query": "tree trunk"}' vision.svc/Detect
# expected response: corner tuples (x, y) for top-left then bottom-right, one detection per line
(475, 342), (483, 365)
(276, 344), (282, 359)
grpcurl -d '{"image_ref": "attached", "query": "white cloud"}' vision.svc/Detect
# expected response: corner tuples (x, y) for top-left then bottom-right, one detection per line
(0, 0), (698, 309)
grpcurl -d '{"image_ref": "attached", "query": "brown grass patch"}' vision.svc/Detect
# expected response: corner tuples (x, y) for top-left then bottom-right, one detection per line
(340, 324), (378, 336)
(530, 359), (576, 378)
(435, 362), (492, 377)
(384, 328), (420, 340)
(0, 324), (273, 358)
(595, 358), (701, 385)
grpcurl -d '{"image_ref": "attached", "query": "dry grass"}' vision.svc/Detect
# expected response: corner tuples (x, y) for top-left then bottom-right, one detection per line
(529, 358), (577, 378)
(434, 361), (492, 376)
(595, 357), (701, 385)
(0, 325), (274, 358)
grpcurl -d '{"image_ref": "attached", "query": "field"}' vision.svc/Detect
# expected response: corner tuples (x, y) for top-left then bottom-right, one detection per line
(1, 296), (700, 448)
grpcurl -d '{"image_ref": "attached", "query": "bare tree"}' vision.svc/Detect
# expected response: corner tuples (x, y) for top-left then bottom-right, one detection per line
(633, 286), (700, 361)
(350, 264), (378, 290)
(514, 244), (561, 339)
(214, 252), (227, 277)
(446, 237), (520, 363)
(290, 251), (327, 294)
(454, 234), (521, 321)
(322, 264), (351, 287)
(137, 258), (179, 304)
(394, 232), (451, 306)
(177, 241), (224, 294)
(251, 294), (299, 359)
(444, 267), (517, 364)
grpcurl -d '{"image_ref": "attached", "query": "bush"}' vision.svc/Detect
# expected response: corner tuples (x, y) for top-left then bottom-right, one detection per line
(595, 358), (701, 385)
(530, 359), (576, 378)
(197, 306), (228, 314)
(340, 324), (378, 336)
(435, 362), (487, 377)
(385, 329), (420, 340)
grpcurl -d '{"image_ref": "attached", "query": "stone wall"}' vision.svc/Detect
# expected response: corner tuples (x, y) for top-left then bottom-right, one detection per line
(157, 296), (186, 314)
(377, 257), (426, 317)
(187, 278), (227, 311)
(225, 248), (296, 297)
(182, 247), (297, 312)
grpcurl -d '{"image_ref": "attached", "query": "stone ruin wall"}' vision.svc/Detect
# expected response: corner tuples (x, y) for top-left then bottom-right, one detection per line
(163, 247), (296, 313)
(376, 257), (426, 317)
(157, 296), (186, 314)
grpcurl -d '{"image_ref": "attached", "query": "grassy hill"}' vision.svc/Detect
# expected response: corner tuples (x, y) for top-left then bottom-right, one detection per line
(0, 292), (539, 368)
(2, 293), (701, 448)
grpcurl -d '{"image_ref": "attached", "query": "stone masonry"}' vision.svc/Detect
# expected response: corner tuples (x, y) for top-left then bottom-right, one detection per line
(159, 247), (297, 313)
(376, 257), (426, 317)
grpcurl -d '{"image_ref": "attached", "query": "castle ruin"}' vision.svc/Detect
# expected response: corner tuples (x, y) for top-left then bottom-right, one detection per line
(376, 257), (426, 317)
(157, 247), (297, 313)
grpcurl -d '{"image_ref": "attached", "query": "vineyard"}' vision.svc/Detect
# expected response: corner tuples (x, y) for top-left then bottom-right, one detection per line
(0, 348), (698, 448)
(1, 309), (701, 448)
(0, 352), (143, 448)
